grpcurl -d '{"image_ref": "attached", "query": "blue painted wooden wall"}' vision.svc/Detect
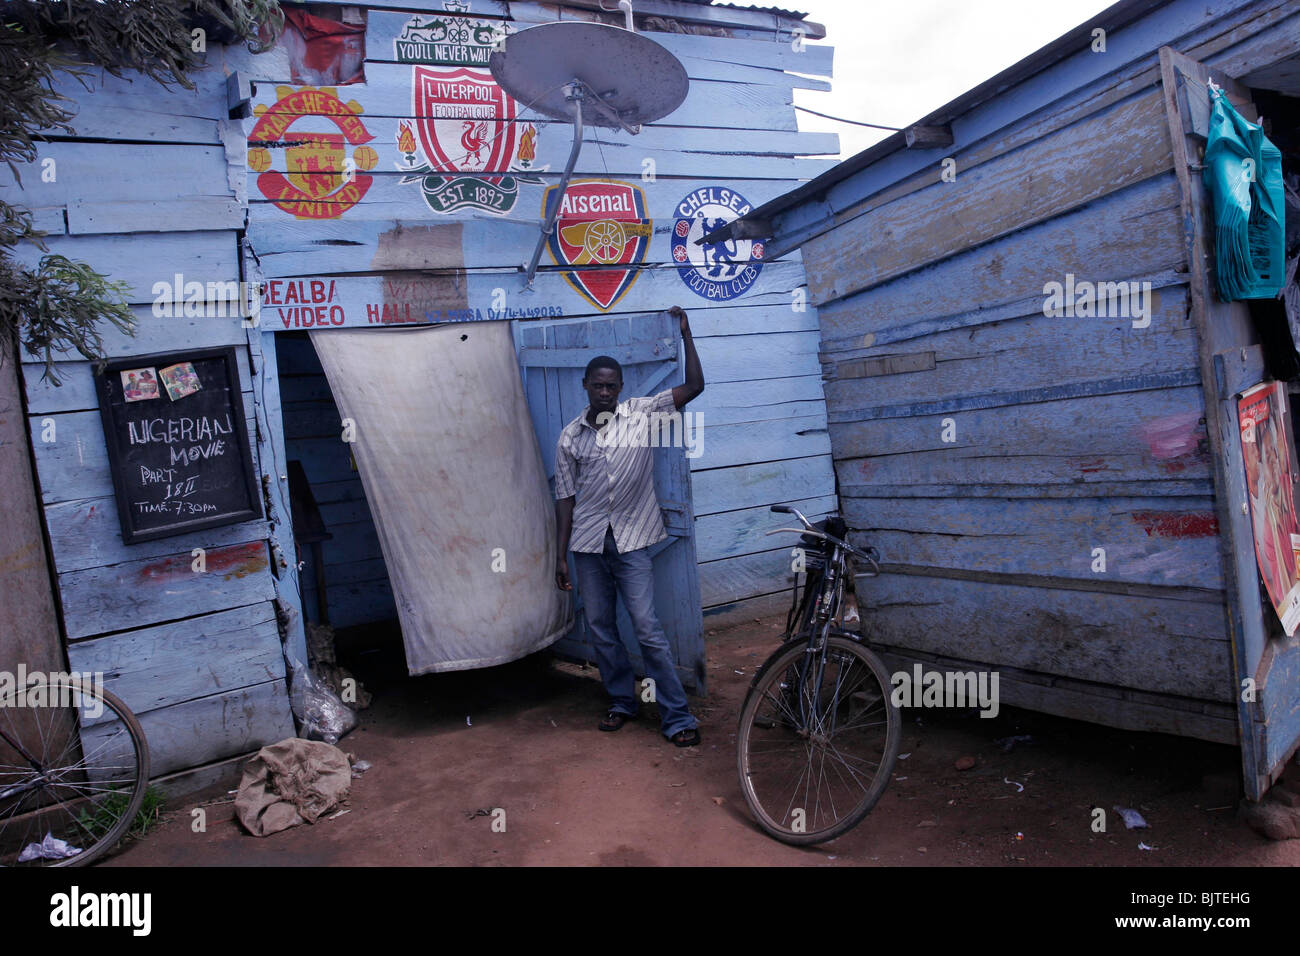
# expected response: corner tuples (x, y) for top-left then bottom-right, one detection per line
(0, 0), (840, 779)
(763, 0), (1300, 780)
(0, 63), (296, 777)
(228, 0), (840, 631)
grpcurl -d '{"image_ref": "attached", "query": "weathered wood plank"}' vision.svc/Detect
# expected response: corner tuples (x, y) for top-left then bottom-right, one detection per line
(249, 328), (311, 682)
(256, 262), (804, 330)
(861, 573), (1231, 700)
(699, 546), (796, 608)
(67, 602), (283, 713)
(691, 373), (825, 423)
(507, 0), (824, 40)
(694, 331), (821, 384)
(845, 495), (1223, 590)
(823, 288), (1196, 412)
(0, 143), (232, 208)
(362, 11), (831, 87)
(82, 679), (294, 778)
(691, 454), (834, 516)
(67, 198), (244, 236)
(1260, 635), (1300, 771)
(50, 62), (231, 120)
(695, 494), (834, 562)
(805, 91), (1176, 303)
(833, 386), (1212, 490)
(819, 271), (1187, 357)
(7, 232), (238, 305)
(28, 206), (67, 234)
(814, 173), (1186, 320)
(245, 171), (823, 227)
(247, 181), (801, 263)
(691, 413), (829, 471)
(44, 495), (266, 574)
(246, 63), (797, 131)
(874, 648), (1236, 744)
(24, 347), (251, 415)
(59, 540), (275, 639)
(830, 380), (1208, 458)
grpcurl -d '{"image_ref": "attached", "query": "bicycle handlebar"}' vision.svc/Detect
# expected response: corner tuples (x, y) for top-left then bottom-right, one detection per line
(764, 507), (881, 576)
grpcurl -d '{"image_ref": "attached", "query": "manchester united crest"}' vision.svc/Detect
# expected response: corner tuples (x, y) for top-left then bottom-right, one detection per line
(544, 180), (651, 312)
(397, 66), (543, 215)
(248, 87), (377, 220)
(671, 187), (764, 300)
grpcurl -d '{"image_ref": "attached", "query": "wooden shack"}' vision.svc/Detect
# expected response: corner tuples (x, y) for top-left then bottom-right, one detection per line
(715, 0), (1300, 799)
(0, 0), (835, 787)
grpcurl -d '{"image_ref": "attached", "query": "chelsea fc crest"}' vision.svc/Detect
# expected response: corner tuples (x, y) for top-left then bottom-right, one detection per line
(671, 187), (764, 300)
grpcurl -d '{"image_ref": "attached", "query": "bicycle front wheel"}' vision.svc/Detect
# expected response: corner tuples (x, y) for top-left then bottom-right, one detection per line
(737, 635), (899, 844)
(0, 676), (149, 867)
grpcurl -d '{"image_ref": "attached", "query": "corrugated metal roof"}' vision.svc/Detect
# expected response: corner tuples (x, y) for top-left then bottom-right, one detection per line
(704, 2), (811, 18)
(672, 0), (809, 17)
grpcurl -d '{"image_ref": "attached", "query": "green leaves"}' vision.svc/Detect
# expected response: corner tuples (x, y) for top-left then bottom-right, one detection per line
(0, 2), (285, 383)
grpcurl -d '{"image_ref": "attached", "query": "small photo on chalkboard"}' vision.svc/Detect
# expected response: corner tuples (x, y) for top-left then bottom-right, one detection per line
(96, 346), (263, 545)
(120, 367), (160, 403)
(159, 361), (202, 401)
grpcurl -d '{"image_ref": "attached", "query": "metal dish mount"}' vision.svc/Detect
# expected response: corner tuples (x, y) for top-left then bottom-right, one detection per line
(488, 14), (689, 288)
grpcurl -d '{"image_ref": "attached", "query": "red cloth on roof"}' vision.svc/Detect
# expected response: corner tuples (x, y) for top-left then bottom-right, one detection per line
(283, 7), (365, 86)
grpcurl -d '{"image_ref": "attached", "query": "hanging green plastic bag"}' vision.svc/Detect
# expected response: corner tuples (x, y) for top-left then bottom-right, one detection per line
(1202, 85), (1285, 300)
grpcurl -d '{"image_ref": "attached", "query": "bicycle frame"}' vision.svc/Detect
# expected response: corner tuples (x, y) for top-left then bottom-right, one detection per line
(764, 508), (880, 735)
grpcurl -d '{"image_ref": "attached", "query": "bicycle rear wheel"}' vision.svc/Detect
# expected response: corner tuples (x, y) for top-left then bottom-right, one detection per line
(737, 635), (899, 844)
(0, 676), (149, 867)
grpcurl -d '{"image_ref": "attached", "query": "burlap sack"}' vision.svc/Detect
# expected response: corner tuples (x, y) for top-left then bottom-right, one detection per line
(235, 738), (352, 837)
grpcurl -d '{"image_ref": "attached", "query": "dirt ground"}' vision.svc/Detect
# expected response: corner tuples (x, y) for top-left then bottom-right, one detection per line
(106, 616), (1300, 867)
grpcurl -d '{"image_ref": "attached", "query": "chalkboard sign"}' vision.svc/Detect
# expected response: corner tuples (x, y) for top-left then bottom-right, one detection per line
(95, 346), (262, 544)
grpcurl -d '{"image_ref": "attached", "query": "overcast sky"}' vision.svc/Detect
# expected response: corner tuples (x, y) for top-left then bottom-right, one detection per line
(793, 0), (1117, 158)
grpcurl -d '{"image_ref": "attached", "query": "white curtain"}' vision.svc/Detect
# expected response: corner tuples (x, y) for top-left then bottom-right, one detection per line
(309, 322), (571, 673)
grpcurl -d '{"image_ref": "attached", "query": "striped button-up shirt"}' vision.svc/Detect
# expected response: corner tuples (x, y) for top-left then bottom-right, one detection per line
(554, 389), (676, 554)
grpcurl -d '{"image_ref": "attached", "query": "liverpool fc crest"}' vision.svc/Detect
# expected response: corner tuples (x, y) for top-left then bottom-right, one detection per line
(398, 66), (542, 215)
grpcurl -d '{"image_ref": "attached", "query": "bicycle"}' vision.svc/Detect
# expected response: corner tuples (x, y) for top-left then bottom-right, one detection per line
(0, 673), (149, 867)
(736, 505), (901, 844)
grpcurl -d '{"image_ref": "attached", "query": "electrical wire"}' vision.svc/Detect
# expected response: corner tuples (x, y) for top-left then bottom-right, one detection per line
(793, 105), (902, 131)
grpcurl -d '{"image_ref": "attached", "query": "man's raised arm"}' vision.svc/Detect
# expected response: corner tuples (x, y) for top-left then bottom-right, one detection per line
(669, 305), (704, 410)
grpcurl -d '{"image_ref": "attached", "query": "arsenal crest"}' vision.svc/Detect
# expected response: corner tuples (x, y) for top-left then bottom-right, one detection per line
(672, 187), (764, 300)
(397, 66), (543, 215)
(543, 180), (651, 312)
(248, 86), (378, 220)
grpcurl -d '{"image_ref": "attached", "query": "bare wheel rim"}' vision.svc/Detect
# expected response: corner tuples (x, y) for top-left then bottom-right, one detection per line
(737, 636), (899, 843)
(0, 678), (149, 867)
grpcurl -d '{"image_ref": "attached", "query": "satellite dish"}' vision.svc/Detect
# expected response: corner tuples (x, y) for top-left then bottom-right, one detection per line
(489, 21), (688, 131)
(488, 16), (690, 288)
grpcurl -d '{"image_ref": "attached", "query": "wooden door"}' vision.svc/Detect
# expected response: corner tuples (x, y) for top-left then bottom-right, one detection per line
(1160, 46), (1300, 799)
(514, 311), (706, 694)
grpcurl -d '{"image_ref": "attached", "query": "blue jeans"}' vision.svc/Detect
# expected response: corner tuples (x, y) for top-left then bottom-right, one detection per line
(572, 528), (698, 739)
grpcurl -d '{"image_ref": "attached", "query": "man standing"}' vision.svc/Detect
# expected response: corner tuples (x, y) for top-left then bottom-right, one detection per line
(553, 306), (703, 747)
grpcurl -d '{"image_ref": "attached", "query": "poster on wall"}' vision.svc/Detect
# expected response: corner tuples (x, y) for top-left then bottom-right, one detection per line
(1238, 380), (1300, 634)
(95, 347), (262, 545)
